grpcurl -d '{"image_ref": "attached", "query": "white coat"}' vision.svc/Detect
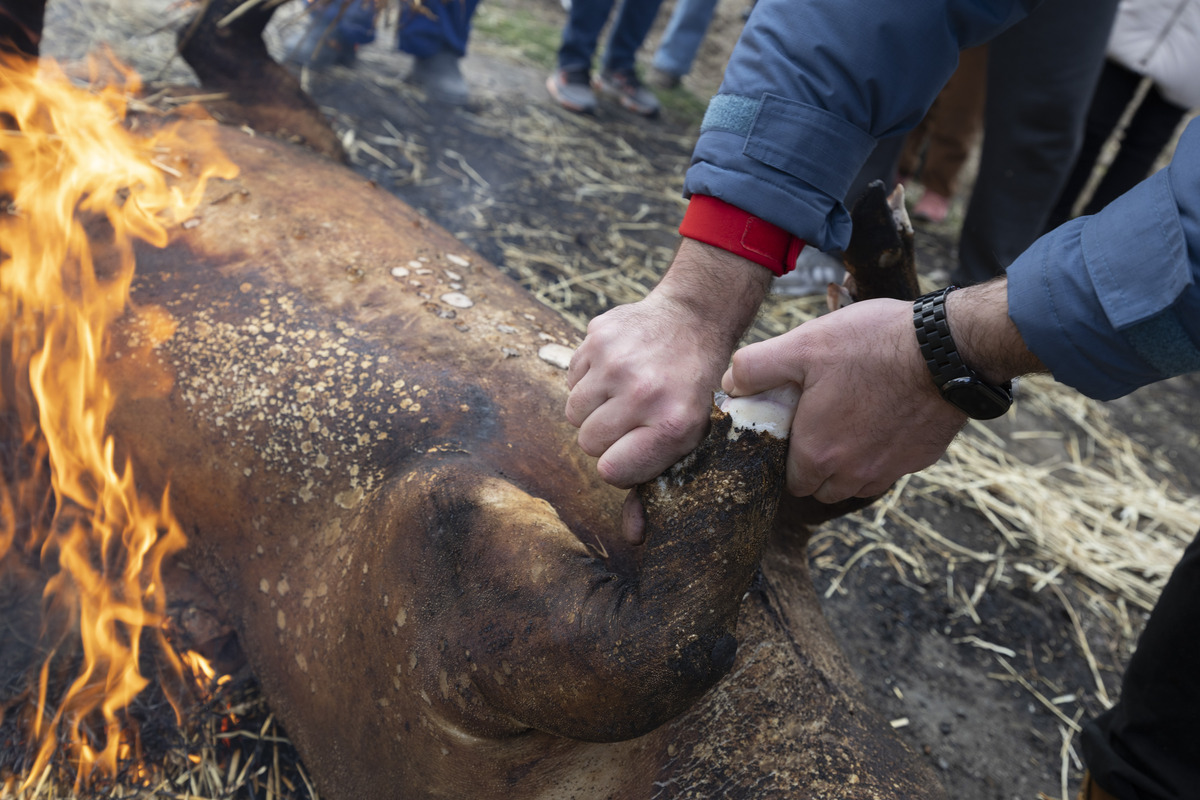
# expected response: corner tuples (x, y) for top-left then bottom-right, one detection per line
(1107, 0), (1200, 109)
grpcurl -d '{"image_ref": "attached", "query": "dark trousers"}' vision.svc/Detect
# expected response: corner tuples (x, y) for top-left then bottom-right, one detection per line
(1083, 529), (1200, 799)
(1045, 60), (1189, 231)
(952, 0), (1119, 285)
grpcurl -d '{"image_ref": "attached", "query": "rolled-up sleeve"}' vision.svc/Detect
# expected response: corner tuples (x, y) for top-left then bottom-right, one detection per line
(683, 0), (1037, 251)
(1008, 118), (1200, 399)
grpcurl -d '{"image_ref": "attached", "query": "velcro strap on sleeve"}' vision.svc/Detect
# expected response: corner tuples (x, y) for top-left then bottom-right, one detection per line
(679, 194), (805, 277)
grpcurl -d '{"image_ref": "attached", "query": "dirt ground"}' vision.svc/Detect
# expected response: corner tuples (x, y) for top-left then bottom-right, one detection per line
(35, 1), (1200, 799)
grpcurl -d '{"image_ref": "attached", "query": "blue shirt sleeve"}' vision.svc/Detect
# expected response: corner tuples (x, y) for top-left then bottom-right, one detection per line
(1007, 118), (1200, 400)
(683, 0), (1037, 252)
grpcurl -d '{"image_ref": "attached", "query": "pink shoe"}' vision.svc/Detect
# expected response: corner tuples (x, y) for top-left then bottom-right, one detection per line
(912, 190), (951, 223)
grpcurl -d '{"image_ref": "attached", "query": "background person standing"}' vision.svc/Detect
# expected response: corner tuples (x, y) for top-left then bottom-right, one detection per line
(1046, 0), (1200, 229)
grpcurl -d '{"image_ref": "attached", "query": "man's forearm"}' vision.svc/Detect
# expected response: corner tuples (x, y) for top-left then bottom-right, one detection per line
(655, 238), (774, 355)
(944, 278), (1046, 386)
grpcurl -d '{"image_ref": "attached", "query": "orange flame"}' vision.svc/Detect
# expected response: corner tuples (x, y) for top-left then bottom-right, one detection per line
(0, 51), (236, 785)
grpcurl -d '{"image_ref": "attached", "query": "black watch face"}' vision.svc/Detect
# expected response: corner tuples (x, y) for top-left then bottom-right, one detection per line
(942, 377), (1012, 420)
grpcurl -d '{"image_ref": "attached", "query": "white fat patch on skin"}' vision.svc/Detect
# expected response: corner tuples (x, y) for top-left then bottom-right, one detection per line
(441, 292), (473, 308)
(538, 343), (574, 369)
(719, 384), (802, 439)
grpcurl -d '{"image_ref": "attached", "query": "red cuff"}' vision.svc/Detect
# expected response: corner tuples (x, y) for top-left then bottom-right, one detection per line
(679, 194), (805, 277)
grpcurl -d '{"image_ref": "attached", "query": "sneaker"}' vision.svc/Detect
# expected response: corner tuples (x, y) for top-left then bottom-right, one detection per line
(646, 67), (682, 90)
(547, 68), (596, 114)
(409, 49), (469, 106)
(593, 69), (660, 116)
(911, 189), (951, 223)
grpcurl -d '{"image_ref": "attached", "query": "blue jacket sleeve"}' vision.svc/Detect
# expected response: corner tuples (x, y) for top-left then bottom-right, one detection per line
(683, 0), (1037, 251)
(1007, 118), (1200, 400)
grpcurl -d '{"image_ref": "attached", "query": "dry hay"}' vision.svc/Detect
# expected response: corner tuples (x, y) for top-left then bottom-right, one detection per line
(1, 671), (317, 800)
(926, 378), (1197, 613)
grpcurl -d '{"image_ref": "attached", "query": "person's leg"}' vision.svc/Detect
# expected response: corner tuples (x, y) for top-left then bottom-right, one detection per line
(398, 0), (480, 58)
(918, 44), (987, 199)
(1081, 529), (1200, 800)
(953, 0), (1118, 285)
(590, 0), (668, 115)
(549, 0), (617, 112)
(557, 0), (618, 72)
(399, 0), (480, 105)
(1083, 86), (1187, 215)
(650, 0), (721, 79)
(600, 0), (668, 75)
(1044, 59), (1141, 230)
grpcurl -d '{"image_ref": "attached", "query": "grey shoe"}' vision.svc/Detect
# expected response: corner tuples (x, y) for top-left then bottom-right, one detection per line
(593, 69), (660, 116)
(646, 67), (682, 90)
(546, 68), (596, 114)
(409, 49), (469, 106)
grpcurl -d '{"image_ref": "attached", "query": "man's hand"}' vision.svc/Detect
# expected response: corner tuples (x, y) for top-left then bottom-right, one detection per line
(566, 295), (725, 487)
(566, 239), (772, 488)
(722, 297), (968, 502)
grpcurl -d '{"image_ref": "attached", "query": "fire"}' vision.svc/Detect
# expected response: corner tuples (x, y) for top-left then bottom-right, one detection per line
(0, 51), (236, 786)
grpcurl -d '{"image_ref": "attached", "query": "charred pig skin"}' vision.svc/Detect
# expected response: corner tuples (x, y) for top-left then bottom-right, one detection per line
(70, 122), (947, 799)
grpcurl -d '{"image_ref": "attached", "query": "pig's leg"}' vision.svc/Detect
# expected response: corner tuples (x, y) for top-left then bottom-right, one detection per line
(841, 180), (920, 303)
(177, 0), (346, 162)
(406, 403), (789, 742)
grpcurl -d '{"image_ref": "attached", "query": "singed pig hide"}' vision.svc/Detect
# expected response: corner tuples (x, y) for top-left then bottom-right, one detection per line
(62, 122), (945, 799)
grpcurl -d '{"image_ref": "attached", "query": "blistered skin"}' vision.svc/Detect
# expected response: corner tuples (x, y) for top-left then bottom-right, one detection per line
(78, 122), (946, 799)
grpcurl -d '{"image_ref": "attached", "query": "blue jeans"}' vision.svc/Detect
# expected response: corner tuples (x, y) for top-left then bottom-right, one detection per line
(398, 0), (479, 58)
(650, 0), (719, 77)
(316, 0), (478, 57)
(557, 0), (668, 74)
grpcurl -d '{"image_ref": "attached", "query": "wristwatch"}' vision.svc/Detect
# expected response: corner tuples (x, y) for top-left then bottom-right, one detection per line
(912, 286), (1013, 420)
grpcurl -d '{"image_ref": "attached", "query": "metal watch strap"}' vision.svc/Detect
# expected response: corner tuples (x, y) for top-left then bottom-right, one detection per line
(913, 286), (969, 388)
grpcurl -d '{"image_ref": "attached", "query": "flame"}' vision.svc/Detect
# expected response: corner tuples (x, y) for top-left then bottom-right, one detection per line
(180, 649), (217, 686)
(0, 51), (236, 785)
